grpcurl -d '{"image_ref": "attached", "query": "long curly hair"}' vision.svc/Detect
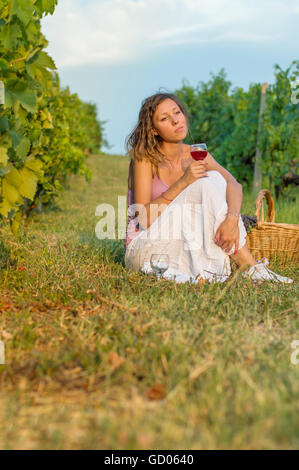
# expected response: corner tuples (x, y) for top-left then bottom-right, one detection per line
(126, 92), (190, 189)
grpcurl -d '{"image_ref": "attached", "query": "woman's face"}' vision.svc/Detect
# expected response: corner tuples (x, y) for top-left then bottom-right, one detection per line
(152, 98), (188, 143)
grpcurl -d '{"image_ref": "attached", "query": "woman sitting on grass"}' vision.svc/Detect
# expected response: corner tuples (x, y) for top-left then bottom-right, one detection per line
(124, 92), (293, 284)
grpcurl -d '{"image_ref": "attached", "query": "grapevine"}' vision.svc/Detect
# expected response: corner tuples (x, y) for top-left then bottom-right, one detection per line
(0, 0), (104, 236)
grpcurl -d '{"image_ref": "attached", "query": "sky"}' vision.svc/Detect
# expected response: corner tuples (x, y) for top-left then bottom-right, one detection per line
(41, 0), (299, 155)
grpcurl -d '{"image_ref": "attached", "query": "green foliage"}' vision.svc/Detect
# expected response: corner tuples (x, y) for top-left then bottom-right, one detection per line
(177, 68), (234, 153)
(0, 0), (104, 235)
(259, 62), (299, 196)
(175, 61), (299, 193)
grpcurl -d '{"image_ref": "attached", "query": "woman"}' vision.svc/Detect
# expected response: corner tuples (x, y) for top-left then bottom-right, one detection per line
(124, 92), (293, 284)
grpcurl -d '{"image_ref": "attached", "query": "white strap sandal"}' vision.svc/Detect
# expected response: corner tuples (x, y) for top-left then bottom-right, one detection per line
(242, 258), (294, 284)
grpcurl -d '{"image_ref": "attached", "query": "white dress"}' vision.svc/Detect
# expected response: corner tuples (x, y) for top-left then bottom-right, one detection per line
(124, 170), (248, 284)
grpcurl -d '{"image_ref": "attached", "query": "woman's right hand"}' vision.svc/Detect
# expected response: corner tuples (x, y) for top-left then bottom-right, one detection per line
(180, 160), (208, 186)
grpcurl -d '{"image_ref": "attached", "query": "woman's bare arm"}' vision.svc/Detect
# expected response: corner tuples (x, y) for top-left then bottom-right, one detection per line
(133, 159), (188, 230)
(205, 152), (242, 252)
(205, 152), (243, 219)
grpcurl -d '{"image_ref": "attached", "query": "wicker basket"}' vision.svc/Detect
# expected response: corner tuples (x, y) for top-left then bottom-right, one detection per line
(246, 189), (299, 265)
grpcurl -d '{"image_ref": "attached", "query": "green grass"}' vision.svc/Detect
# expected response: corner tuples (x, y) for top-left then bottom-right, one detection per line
(0, 153), (298, 450)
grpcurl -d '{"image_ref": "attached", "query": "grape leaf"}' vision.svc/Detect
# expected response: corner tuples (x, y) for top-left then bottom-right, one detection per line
(0, 197), (13, 217)
(0, 147), (8, 166)
(24, 155), (44, 176)
(32, 51), (56, 70)
(0, 58), (9, 71)
(0, 117), (9, 132)
(16, 137), (31, 159)
(18, 167), (38, 200)
(5, 79), (37, 113)
(9, 129), (22, 148)
(5, 167), (24, 188)
(3, 179), (21, 205)
(35, 0), (58, 16)
(11, 0), (34, 25)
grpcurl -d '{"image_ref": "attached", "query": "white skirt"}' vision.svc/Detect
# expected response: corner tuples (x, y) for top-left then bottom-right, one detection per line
(124, 170), (248, 284)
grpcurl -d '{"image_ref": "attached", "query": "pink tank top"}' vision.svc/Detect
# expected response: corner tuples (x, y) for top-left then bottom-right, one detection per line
(124, 160), (169, 249)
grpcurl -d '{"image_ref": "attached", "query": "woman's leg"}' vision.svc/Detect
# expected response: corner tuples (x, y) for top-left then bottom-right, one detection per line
(201, 172), (257, 272)
(229, 242), (257, 271)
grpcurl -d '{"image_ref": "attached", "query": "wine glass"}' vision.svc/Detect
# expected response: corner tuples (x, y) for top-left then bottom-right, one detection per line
(150, 254), (169, 280)
(191, 143), (208, 161)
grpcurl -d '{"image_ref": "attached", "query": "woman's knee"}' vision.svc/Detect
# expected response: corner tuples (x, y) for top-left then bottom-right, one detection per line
(190, 171), (226, 192)
(207, 170), (227, 186)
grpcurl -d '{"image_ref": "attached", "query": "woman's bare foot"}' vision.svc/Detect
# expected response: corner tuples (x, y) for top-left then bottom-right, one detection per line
(228, 243), (293, 283)
(229, 243), (257, 272)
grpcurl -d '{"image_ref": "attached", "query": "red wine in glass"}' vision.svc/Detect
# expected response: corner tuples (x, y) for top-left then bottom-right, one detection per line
(191, 143), (208, 160)
(191, 150), (207, 160)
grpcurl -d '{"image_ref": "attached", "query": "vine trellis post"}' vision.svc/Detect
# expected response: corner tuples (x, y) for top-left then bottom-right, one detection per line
(252, 82), (268, 194)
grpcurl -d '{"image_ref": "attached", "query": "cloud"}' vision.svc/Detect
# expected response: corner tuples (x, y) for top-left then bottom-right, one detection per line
(41, 0), (299, 67)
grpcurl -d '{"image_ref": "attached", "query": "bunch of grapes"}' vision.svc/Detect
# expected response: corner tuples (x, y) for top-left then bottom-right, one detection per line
(241, 214), (258, 234)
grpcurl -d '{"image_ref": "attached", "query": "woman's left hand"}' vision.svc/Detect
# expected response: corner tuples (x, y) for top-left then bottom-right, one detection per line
(215, 217), (239, 254)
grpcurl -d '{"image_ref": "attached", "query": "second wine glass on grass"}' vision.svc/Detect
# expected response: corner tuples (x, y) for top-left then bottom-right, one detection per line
(150, 254), (169, 280)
